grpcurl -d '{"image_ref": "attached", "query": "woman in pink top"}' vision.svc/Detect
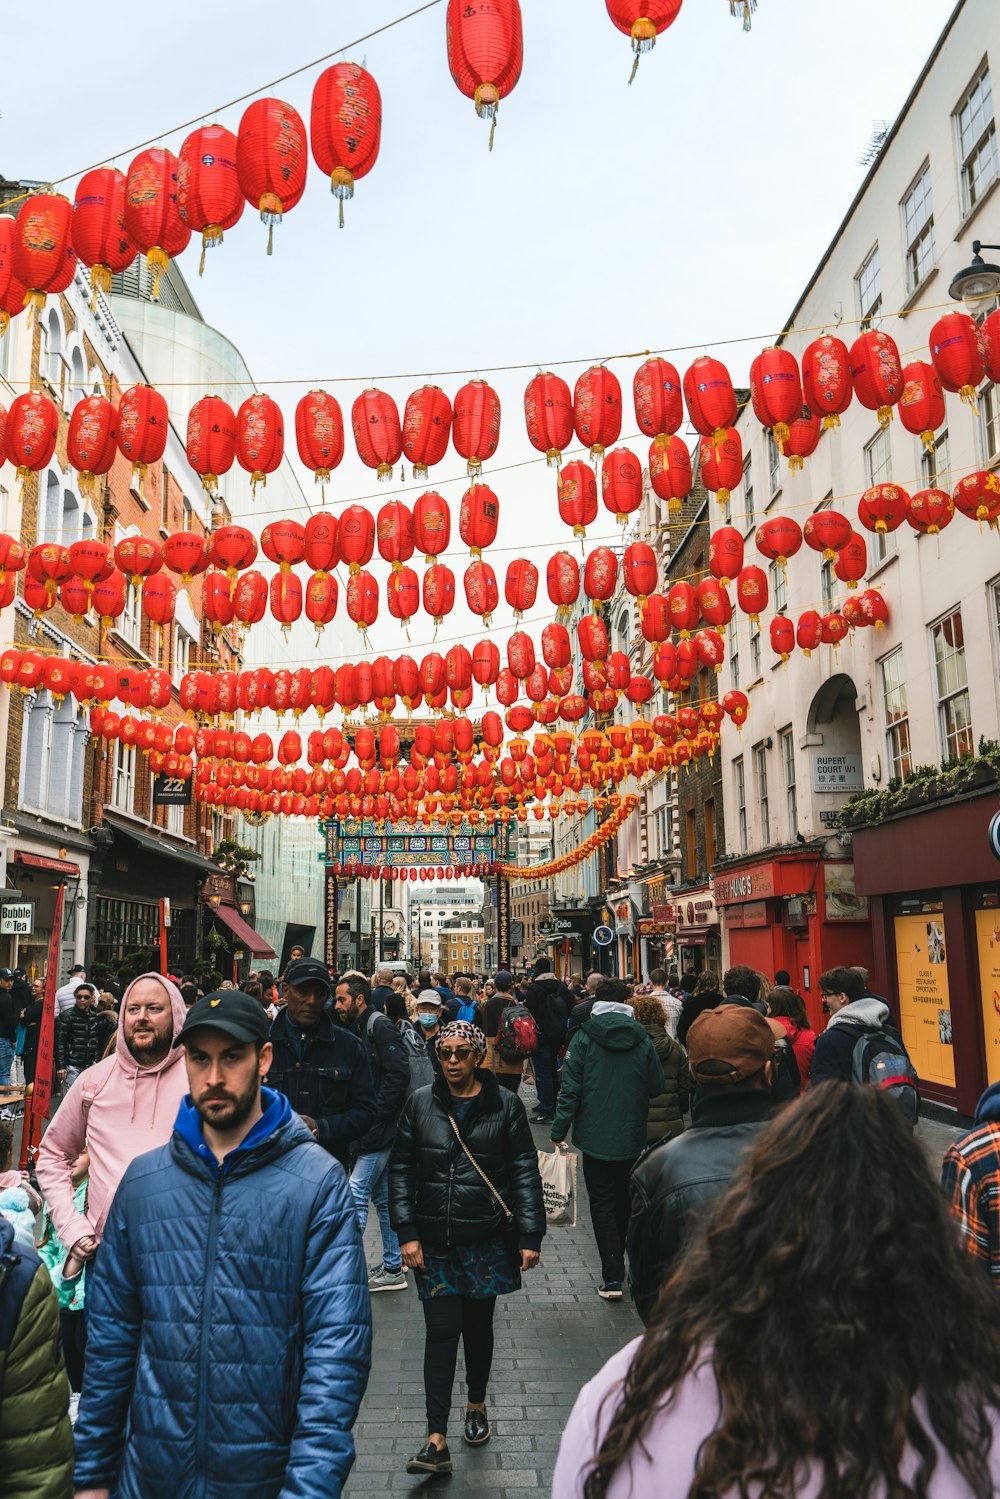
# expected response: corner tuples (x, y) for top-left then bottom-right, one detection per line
(766, 985), (816, 1087)
(553, 1084), (1000, 1499)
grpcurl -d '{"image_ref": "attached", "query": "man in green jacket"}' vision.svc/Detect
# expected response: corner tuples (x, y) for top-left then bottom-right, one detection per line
(0, 1214), (73, 1498)
(550, 979), (663, 1300)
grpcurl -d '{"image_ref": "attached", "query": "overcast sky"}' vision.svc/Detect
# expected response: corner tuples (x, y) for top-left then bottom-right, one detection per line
(4, 0), (959, 667)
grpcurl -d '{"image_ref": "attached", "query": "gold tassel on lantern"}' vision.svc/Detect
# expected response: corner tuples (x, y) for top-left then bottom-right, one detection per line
(729, 0), (756, 29)
(199, 226), (224, 277)
(329, 168), (355, 230)
(89, 263), (113, 311)
(258, 193), (283, 257)
(628, 19), (658, 84)
(147, 247), (169, 302)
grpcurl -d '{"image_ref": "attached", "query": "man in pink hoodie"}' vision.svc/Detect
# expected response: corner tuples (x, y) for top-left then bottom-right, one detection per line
(36, 972), (188, 1271)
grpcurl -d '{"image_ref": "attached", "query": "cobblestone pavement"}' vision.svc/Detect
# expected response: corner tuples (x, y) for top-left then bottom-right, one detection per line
(348, 1096), (963, 1495)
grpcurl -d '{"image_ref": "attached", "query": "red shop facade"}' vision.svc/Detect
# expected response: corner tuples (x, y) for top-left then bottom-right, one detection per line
(852, 790), (1000, 1116)
(712, 850), (874, 1033)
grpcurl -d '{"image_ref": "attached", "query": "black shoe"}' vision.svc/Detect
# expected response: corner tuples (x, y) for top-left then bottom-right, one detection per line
(406, 1440), (453, 1474)
(463, 1408), (491, 1446)
(532, 1110), (554, 1122)
(598, 1282), (624, 1301)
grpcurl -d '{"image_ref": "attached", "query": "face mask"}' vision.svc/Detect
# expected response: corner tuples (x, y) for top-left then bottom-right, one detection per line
(417, 1013), (438, 1029)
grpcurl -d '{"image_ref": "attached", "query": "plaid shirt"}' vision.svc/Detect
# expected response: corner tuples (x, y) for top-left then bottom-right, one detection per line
(941, 1120), (1000, 1288)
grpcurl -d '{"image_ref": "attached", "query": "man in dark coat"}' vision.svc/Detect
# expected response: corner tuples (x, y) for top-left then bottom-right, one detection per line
(0, 967), (17, 1085)
(267, 958), (376, 1170)
(73, 990), (372, 1499)
(335, 973), (411, 1294)
(523, 957), (572, 1123)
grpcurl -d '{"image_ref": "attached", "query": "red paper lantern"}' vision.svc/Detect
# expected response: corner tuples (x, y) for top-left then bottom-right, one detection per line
(648, 434), (692, 513)
(453, 380), (501, 478)
(68, 540), (114, 592)
(345, 570), (378, 636)
(696, 578), (732, 628)
(722, 689), (749, 727)
(117, 384), (168, 493)
(59, 576), (91, 619)
(820, 612), (849, 647)
(605, 1), (682, 80)
(402, 385), (452, 478)
(72, 167), (136, 298)
(446, 0), (523, 146)
(187, 395), (237, 495)
(13, 193), (76, 313)
(668, 580), (700, 637)
(982, 308), (1000, 381)
(233, 570), (268, 625)
(849, 329), (903, 428)
(736, 565), (768, 622)
(906, 487), (953, 535)
(412, 491), (450, 563)
(7, 392), (58, 480)
(142, 572), (177, 631)
(473, 641), (501, 688)
(261, 519), (306, 573)
(423, 562), (456, 625)
(0, 215), (27, 335)
(505, 558), (538, 619)
(601, 446), (643, 523)
(546, 550), (581, 616)
(524, 372), (573, 467)
(0, 535), (26, 587)
(542, 622), (571, 669)
(769, 615), (795, 662)
(783, 407), (821, 472)
(929, 311), (984, 406)
(507, 632), (535, 682)
(858, 483), (907, 535)
(557, 461), (598, 537)
(693, 629), (725, 673)
(633, 355), (683, 447)
(796, 609), (822, 654)
(299, 514), (338, 578)
(699, 428), (742, 508)
(683, 357), (737, 443)
(163, 531), (210, 584)
(352, 388), (402, 481)
(574, 365), (622, 459)
(339, 504), (376, 573)
(208, 524), (257, 582)
(584, 546), (619, 608)
(67, 396), (118, 496)
(641, 593), (670, 642)
(578, 614), (609, 662)
(294, 390), (344, 502)
(623, 542), (657, 602)
(749, 346), (802, 450)
(464, 560), (499, 624)
(203, 571), (235, 633)
(236, 393), (284, 492)
(898, 361), (945, 449)
(835, 532), (868, 590)
(801, 335), (852, 429)
(236, 97), (308, 253)
(311, 63), (382, 225)
(386, 566), (419, 629)
(92, 571), (127, 626)
(305, 571), (339, 638)
(376, 501), (416, 571)
(953, 470), (1000, 526)
(803, 509), (853, 561)
(755, 516), (802, 568)
(709, 525), (743, 585)
(123, 148), (191, 300)
(459, 484), (499, 556)
(859, 588), (890, 630)
(270, 571), (303, 636)
(177, 125), (244, 272)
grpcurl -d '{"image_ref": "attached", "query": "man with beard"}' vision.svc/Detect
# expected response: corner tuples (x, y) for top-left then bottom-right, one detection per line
(73, 990), (371, 1499)
(36, 973), (188, 1277)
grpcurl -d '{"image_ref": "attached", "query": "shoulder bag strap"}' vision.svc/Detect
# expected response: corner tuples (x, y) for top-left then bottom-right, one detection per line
(447, 1113), (514, 1222)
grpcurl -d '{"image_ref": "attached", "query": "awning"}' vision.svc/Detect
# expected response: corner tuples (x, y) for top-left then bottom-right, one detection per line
(103, 812), (220, 876)
(14, 851), (80, 877)
(676, 928), (711, 946)
(209, 902), (276, 959)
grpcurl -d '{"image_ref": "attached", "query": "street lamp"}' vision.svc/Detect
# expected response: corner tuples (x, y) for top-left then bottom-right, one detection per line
(949, 240), (1000, 312)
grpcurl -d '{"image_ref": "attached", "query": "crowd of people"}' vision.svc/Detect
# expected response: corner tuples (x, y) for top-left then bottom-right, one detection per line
(2, 946), (1000, 1496)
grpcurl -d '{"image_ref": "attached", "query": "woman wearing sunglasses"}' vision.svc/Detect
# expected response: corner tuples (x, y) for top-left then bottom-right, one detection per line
(389, 1019), (545, 1476)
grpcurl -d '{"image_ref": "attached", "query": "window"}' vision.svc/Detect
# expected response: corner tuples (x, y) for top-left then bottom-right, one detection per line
(821, 557), (837, 613)
(880, 648), (912, 782)
(901, 163), (935, 291)
(978, 381), (1000, 465)
(727, 618), (740, 690)
(754, 744), (770, 845)
(921, 427), (950, 489)
(174, 626), (193, 686)
(111, 740), (137, 814)
(166, 802), (186, 838)
(749, 618), (761, 680)
(20, 689), (87, 823)
(734, 756), (747, 854)
(705, 799), (716, 869)
(865, 428), (896, 565)
(766, 431), (781, 498)
(780, 729), (797, 837)
(931, 610), (973, 761)
(956, 64), (998, 216)
(685, 809), (697, 874)
(855, 245), (882, 329)
(742, 455), (754, 528)
(770, 560), (788, 614)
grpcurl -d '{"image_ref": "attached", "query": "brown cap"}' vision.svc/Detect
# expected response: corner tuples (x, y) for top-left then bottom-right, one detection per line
(687, 1004), (776, 1086)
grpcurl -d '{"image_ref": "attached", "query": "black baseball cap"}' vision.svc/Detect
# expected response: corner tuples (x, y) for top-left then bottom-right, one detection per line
(0, 968), (13, 980)
(283, 957), (334, 994)
(175, 990), (271, 1048)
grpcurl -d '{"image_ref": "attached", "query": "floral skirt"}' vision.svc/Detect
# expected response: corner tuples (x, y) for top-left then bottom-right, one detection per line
(415, 1235), (520, 1301)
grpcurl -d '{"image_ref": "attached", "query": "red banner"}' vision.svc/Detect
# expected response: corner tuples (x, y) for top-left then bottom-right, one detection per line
(31, 884), (65, 1121)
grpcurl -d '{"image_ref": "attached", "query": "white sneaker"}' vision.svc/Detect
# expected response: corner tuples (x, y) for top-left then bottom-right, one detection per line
(68, 1392), (81, 1425)
(368, 1265), (408, 1293)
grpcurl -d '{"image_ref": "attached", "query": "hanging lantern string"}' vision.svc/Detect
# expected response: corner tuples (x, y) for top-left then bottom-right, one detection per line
(0, 1), (445, 218)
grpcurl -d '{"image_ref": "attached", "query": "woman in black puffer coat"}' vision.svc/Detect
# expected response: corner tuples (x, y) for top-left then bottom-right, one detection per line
(389, 1020), (545, 1477)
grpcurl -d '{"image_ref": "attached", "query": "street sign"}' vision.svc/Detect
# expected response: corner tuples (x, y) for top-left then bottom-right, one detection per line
(153, 774), (192, 807)
(510, 919), (524, 947)
(0, 901), (33, 936)
(593, 925), (614, 947)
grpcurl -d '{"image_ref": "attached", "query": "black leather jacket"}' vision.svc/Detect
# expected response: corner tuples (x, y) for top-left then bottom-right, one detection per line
(389, 1070), (545, 1253)
(628, 1089), (774, 1324)
(266, 1008), (376, 1168)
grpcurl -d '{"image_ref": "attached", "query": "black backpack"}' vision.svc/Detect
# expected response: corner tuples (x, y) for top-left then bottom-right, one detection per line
(848, 1026), (920, 1124)
(771, 1035), (801, 1102)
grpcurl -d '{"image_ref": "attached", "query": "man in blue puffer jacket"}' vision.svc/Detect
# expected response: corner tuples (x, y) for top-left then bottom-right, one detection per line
(73, 989), (372, 1499)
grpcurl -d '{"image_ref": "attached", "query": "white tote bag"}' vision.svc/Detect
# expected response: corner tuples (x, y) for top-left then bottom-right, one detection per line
(538, 1148), (577, 1228)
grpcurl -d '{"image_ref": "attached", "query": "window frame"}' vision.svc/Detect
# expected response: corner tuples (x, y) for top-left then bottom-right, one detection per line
(749, 617), (762, 681)
(901, 161), (935, 292)
(978, 379), (1000, 466)
(955, 62), (998, 218)
(855, 243), (882, 329)
(770, 559), (788, 614)
(920, 426), (950, 489)
(880, 646), (913, 783)
(864, 428), (897, 566)
(754, 743), (770, 846)
(780, 728), (797, 838)
(727, 617), (740, 691)
(766, 431), (781, 499)
(742, 454), (755, 529)
(111, 740), (137, 814)
(734, 755), (747, 854)
(929, 608), (974, 762)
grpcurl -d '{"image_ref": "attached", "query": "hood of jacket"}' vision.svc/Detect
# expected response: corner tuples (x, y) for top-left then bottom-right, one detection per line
(976, 1080), (1000, 1123)
(533, 972), (565, 986)
(172, 1086), (310, 1178)
(115, 971), (188, 1076)
(827, 996), (890, 1032)
(583, 1007), (646, 1051)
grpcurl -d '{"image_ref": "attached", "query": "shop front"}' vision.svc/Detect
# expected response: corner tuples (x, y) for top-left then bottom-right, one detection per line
(713, 851), (873, 1030)
(608, 894), (641, 979)
(8, 843), (89, 982)
(672, 888), (722, 978)
(852, 790), (1000, 1114)
(546, 908), (593, 979)
(203, 870), (276, 986)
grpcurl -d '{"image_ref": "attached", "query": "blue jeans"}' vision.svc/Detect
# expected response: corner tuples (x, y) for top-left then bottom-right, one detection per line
(350, 1147), (401, 1273)
(0, 1037), (13, 1086)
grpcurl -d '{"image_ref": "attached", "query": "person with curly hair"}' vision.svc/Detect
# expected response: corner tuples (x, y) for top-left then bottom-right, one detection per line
(554, 1082), (1000, 1499)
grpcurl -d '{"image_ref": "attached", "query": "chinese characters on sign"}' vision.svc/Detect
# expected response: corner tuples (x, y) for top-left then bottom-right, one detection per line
(812, 753), (864, 794)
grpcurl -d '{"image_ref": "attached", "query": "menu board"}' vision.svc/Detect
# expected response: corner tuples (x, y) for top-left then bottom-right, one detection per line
(893, 912), (955, 1088)
(976, 908), (1000, 1086)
